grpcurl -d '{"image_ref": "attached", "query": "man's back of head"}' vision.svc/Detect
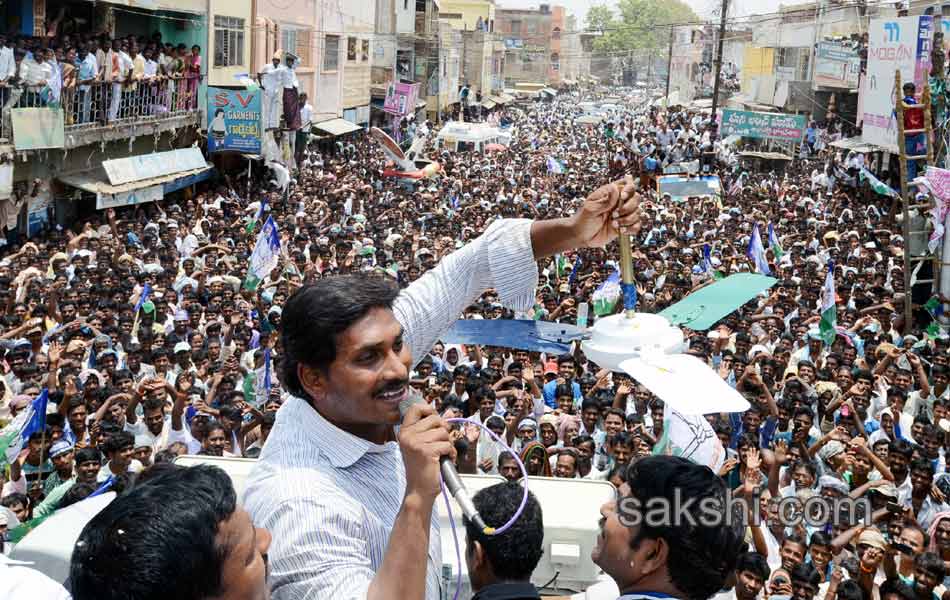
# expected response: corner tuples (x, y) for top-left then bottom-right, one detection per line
(70, 463), (271, 600)
(464, 482), (544, 596)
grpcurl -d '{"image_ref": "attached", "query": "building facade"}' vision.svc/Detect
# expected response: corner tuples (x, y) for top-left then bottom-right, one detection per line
(496, 4), (557, 88)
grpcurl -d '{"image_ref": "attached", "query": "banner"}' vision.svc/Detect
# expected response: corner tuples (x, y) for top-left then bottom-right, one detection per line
(207, 87), (262, 154)
(96, 185), (164, 210)
(814, 41), (861, 88)
(861, 16), (933, 152)
(720, 109), (807, 142)
(103, 148), (206, 186)
(11, 108), (64, 150)
(383, 82), (421, 116)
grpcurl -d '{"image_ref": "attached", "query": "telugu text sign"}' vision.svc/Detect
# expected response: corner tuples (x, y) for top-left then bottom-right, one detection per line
(719, 110), (806, 143)
(860, 16), (933, 152)
(207, 87), (262, 154)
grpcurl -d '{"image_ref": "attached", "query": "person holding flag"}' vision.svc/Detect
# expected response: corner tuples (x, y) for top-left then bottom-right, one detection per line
(767, 223), (783, 260)
(244, 215), (282, 291)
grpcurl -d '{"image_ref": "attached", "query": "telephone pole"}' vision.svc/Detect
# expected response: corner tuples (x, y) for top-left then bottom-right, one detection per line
(709, 0), (729, 127)
(665, 25), (674, 103)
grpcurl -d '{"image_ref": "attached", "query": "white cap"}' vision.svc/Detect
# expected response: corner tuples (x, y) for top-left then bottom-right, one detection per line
(173, 341), (191, 354)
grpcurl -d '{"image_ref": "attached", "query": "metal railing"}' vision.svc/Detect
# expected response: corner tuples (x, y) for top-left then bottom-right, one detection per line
(1, 76), (202, 143)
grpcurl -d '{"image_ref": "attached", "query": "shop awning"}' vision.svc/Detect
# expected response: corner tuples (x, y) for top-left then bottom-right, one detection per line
(498, 93), (515, 103)
(481, 99), (497, 109)
(314, 118), (363, 136)
(738, 151), (793, 161)
(540, 88), (558, 97)
(59, 164), (213, 195)
(830, 136), (883, 153)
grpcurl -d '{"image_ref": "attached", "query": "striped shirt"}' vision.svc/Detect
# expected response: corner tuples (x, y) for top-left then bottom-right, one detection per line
(243, 218), (539, 600)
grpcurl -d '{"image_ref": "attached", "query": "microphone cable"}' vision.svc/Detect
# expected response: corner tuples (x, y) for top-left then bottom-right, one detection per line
(442, 416), (531, 600)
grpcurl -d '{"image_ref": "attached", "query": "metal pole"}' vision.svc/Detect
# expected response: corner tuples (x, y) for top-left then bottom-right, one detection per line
(665, 26), (674, 103)
(710, 0), (729, 121)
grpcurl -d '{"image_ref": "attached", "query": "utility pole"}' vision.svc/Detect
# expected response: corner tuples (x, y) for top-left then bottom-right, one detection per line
(710, 0), (729, 126)
(665, 25), (674, 103)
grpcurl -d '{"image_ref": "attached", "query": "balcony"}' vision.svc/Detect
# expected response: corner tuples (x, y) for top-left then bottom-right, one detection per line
(1, 77), (202, 151)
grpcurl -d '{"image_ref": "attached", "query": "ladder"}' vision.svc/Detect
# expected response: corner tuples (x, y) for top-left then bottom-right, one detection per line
(894, 70), (936, 327)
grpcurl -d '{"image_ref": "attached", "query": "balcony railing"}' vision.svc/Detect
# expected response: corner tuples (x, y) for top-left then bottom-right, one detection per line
(1, 76), (202, 147)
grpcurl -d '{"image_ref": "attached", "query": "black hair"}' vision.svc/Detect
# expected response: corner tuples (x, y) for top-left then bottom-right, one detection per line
(900, 520), (929, 548)
(890, 439), (914, 460)
(556, 354), (575, 366)
(464, 482), (543, 581)
(101, 431), (135, 455)
(70, 464), (238, 600)
(1, 492), (27, 509)
(790, 562), (821, 587)
(623, 456), (746, 600)
(915, 552), (947, 579)
(60, 482), (100, 509)
(555, 383), (574, 398)
(280, 276), (400, 398)
(836, 580), (866, 600)
(910, 457), (935, 478)
(879, 578), (917, 600)
(75, 447), (102, 466)
(809, 530), (832, 547)
(735, 551), (770, 581)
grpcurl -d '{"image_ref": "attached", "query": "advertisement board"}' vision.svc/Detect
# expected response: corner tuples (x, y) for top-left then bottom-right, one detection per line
(814, 41), (861, 88)
(860, 16), (933, 152)
(207, 87), (263, 154)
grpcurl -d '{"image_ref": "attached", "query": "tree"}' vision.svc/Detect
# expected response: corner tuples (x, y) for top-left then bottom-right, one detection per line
(589, 0), (699, 56)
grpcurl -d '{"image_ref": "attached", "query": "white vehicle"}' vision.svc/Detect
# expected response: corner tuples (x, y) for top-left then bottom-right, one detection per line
(435, 121), (515, 153)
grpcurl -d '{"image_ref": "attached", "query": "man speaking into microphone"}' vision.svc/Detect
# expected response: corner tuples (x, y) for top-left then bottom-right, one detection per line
(243, 179), (641, 600)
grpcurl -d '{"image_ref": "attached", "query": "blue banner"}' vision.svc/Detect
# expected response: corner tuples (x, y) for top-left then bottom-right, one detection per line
(207, 87), (262, 154)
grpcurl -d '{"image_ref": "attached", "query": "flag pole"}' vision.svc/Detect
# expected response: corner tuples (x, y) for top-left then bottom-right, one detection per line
(618, 232), (636, 319)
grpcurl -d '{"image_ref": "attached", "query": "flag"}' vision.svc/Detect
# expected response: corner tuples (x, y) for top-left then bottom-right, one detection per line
(701, 244), (723, 280)
(567, 255), (582, 285)
(264, 347), (272, 393)
(0, 408), (32, 470)
(243, 216), (282, 291)
(131, 283), (152, 339)
(555, 254), (570, 278)
(767, 223), (784, 259)
(925, 296), (945, 318)
(90, 475), (116, 498)
(819, 262), (837, 346)
(652, 404), (725, 473)
(859, 167), (899, 199)
(245, 198), (268, 234)
(747, 224), (771, 275)
(546, 156), (565, 174)
(592, 270), (622, 316)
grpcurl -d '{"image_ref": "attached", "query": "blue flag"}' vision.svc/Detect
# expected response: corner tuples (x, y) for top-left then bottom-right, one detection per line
(89, 476), (116, 498)
(747, 224), (771, 275)
(567, 255), (582, 285)
(134, 283), (152, 314)
(264, 347), (272, 393)
(21, 389), (49, 441)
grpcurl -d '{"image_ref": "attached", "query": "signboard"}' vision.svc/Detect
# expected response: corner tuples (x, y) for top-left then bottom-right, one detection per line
(207, 87), (262, 154)
(11, 108), (65, 150)
(102, 148), (206, 186)
(504, 38), (524, 49)
(664, 160), (700, 175)
(657, 175), (721, 202)
(96, 185), (164, 210)
(860, 16), (933, 152)
(383, 82), (421, 116)
(719, 109), (807, 142)
(814, 41), (861, 88)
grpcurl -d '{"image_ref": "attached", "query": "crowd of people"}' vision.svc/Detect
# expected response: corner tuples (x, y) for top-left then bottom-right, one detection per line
(0, 84), (949, 600)
(0, 25), (203, 128)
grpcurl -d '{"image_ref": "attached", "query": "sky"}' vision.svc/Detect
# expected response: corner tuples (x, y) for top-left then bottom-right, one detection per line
(494, 0), (788, 25)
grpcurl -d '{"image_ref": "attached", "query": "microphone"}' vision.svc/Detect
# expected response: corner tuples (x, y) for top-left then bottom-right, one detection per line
(399, 391), (490, 533)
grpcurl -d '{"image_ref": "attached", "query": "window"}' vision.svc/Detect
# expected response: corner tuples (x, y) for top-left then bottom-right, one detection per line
(213, 15), (245, 67)
(324, 35), (340, 71)
(552, 27), (560, 38)
(526, 20), (537, 34)
(361, 39), (369, 62)
(551, 52), (559, 71)
(280, 27), (311, 67)
(510, 20), (521, 34)
(347, 36), (357, 61)
(404, 0), (408, 9)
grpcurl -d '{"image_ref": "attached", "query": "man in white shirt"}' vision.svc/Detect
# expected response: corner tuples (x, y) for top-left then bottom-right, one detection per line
(259, 51), (284, 130)
(243, 179), (643, 600)
(296, 92), (313, 164)
(0, 555), (71, 600)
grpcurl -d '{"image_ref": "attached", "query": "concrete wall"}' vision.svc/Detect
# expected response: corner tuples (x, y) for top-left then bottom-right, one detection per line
(207, 0), (253, 88)
(342, 0), (375, 114)
(314, 0), (344, 121)
(439, 0), (494, 31)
